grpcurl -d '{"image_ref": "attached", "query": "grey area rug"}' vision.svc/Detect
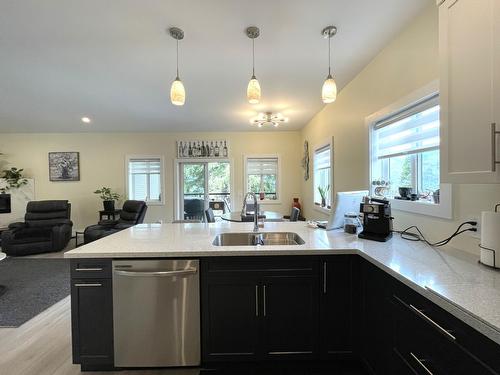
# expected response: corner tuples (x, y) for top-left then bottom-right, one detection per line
(0, 258), (70, 327)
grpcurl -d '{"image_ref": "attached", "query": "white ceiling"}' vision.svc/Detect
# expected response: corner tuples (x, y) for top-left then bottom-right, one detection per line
(0, 0), (430, 133)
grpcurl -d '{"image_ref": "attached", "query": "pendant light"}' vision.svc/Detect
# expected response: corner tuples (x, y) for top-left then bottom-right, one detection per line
(246, 26), (261, 104)
(169, 27), (186, 106)
(321, 26), (338, 104)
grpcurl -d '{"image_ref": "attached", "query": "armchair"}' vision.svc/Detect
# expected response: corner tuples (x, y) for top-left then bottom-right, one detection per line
(84, 200), (147, 244)
(1, 200), (73, 256)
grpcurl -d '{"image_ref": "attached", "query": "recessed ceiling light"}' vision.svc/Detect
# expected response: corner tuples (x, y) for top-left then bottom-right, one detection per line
(81, 117), (91, 124)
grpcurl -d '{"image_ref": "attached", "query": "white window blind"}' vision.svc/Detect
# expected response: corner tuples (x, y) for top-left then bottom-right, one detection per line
(128, 157), (162, 202)
(373, 94), (439, 160)
(246, 158), (278, 175)
(314, 146), (331, 169)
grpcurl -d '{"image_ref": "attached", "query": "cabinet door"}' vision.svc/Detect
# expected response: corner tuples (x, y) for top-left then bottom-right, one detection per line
(320, 256), (354, 358)
(261, 275), (319, 359)
(440, 0), (498, 183)
(359, 260), (394, 374)
(71, 279), (113, 367)
(201, 277), (260, 362)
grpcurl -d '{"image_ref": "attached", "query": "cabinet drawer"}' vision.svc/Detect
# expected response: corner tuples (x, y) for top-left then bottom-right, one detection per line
(70, 259), (112, 279)
(393, 293), (497, 375)
(203, 257), (316, 275)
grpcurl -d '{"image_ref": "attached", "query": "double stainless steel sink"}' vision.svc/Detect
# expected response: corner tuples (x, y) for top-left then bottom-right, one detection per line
(212, 232), (305, 246)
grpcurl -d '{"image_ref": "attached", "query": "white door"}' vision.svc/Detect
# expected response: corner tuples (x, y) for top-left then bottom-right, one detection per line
(439, 0), (499, 183)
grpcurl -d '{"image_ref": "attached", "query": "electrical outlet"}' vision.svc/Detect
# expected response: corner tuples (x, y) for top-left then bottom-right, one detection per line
(466, 216), (481, 239)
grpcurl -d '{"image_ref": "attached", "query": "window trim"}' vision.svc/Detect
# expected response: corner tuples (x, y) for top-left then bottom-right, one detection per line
(243, 154), (281, 205)
(312, 140), (334, 214)
(366, 80), (452, 219)
(125, 155), (165, 206)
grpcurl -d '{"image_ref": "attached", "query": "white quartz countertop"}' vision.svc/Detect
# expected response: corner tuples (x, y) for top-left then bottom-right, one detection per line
(65, 221), (500, 345)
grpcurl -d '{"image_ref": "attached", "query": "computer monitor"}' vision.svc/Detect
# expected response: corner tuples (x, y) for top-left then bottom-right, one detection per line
(325, 190), (368, 230)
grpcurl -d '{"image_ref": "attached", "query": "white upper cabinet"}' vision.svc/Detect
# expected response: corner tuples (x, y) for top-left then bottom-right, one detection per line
(439, 0), (500, 183)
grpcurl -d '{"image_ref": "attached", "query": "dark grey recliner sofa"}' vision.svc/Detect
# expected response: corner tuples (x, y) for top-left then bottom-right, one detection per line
(1, 200), (73, 256)
(84, 200), (147, 244)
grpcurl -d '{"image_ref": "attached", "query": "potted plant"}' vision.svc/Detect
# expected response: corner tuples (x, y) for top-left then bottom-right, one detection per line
(0, 167), (28, 194)
(318, 185), (330, 208)
(94, 187), (121, 211)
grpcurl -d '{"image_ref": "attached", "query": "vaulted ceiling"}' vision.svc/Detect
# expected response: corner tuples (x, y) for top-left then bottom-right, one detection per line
(0, 0), (431, 132)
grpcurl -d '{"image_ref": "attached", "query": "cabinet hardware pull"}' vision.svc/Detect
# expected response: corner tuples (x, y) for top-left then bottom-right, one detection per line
(491, 123), (500, 172)
(409, 304), (456, 341)
(255, 285), (259, 317)
(114, 268), (197, 277)
(263, 285), (267, 317)
(74, 283), (102, 287)
(410, 352), (433, 375)
(323, 262), (327, 294)
(75, 268), (103, 271)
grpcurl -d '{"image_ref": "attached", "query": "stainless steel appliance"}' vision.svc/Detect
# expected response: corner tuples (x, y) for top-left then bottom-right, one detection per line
(112, 259), (200, 367)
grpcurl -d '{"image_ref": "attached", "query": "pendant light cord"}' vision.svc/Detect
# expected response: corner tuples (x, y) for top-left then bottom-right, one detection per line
(252, 38), (255, 76)
(328, 35), (331, 76)
(176, 39), (179, 78)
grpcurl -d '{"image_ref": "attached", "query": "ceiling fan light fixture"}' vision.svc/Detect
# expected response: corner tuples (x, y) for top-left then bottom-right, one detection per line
(168, 27), (186, 106)
(246, 26), (261, 104)
(321, 25), (338, 104)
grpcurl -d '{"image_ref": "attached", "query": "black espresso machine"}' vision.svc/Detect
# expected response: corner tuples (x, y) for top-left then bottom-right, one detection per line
(358, 197), (393, 242)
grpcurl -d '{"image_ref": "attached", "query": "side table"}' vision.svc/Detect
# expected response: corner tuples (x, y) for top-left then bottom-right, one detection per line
(99, 209), (121, 221)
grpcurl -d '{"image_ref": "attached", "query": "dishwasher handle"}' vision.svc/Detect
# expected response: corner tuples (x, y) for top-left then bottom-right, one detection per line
(114, 268), (197, 277)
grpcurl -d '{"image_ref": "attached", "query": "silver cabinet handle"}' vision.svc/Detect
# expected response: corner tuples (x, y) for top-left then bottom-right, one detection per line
(492, 123), (499, 172)
(255, 285), (259, 317)
(74, 283), (102, 287)
(263, 285), (267, 317)
(75, 268), (103, 271)
(323, 261), (327, 294)
(409, 304), (456, 341)
(410, 352), (433, 375)
(114, 268), (197, 277)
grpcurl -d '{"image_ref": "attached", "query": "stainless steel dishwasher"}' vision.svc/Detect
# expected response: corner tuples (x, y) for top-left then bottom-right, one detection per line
(112, 259), (200, 367)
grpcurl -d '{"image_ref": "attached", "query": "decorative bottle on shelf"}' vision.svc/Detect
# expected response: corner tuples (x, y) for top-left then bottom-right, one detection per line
(205, 142), (210, 157)
(214, 141), (220, 157)
(188, 142), (192, 157)
(223, 141), (228, 157)
(201, 141), (206, 157)
(210, 141), (214, 157)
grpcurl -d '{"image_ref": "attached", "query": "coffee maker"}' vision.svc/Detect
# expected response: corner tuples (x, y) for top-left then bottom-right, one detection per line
(358, 198), (393, 242)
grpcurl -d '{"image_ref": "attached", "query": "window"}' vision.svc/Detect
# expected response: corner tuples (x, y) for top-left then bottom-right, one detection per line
(245, 157), (279, 201)
(127, 156), (164, 204)
(313, 145), (332, 209)
(371, 94), (440, 200)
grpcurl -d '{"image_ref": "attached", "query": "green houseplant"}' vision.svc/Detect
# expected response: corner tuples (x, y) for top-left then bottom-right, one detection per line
(94, 187), (121, 211)
(318, 185), (330, 208)
(0, 167), (28, 194)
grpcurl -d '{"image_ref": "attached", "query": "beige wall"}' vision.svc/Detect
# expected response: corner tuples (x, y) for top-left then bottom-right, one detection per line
(0, 132), (302, 229)
(300, 3), (499, 255)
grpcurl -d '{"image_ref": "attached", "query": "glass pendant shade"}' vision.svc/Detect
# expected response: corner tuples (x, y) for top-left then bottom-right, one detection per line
(170, 77), (186, 106)
(247, 75), (261, 104)
(322, 74), (337, 104)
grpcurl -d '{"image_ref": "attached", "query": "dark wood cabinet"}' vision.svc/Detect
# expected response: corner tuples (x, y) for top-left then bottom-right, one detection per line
(70, 260), (113, 370)
(261, 274), (319, 359)
(359, 259), (394, 374)
(201, 257), (319, 362)
(201, 276), (260, 361)
(319, 255), (356, 359)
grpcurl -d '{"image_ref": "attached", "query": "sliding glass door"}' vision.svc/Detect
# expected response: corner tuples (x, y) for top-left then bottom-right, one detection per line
(179, 161), (230, 220)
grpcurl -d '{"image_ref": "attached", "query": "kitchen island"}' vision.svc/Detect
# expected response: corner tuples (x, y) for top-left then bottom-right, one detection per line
(65, 222), (500, 374)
